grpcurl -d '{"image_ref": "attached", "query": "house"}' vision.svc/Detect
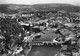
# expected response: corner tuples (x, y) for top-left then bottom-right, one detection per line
(31, 31), (61, 46)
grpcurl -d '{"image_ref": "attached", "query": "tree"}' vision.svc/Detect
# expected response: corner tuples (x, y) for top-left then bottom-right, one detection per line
(0, 18), (26, 55)
(0, 5), (9, 13)
(0, 5), (18, 14)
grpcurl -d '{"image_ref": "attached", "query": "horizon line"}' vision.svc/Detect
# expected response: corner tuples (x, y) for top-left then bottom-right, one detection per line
(0, 3), (76, 6)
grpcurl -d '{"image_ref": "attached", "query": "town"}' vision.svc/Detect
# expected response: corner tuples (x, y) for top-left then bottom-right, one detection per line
(0, 4), (80, 56)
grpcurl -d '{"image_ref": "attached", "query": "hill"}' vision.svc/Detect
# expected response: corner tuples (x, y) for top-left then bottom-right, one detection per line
(0, 3), (80, 14)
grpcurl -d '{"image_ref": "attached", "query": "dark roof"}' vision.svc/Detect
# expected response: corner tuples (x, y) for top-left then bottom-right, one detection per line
(74, 20), (80, 23)
(32, 31), (60, 41)
(32, 29), (73, 42)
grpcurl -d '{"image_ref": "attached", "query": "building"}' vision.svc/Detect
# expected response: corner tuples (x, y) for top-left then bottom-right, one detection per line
(31, 33), (61, 46)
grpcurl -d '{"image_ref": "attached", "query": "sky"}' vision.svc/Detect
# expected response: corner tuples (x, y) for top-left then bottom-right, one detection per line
(0, 0), (80, 5)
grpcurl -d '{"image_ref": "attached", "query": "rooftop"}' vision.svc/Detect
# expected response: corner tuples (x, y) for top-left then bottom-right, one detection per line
(32, 29), (73, 42)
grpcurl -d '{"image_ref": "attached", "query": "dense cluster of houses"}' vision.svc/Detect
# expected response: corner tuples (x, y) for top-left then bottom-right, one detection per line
(0, 10), (80, 56)
(0, 10), (80, 23)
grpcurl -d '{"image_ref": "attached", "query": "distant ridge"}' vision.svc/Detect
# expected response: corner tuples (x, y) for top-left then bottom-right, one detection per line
(0, 3), (80, 13)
